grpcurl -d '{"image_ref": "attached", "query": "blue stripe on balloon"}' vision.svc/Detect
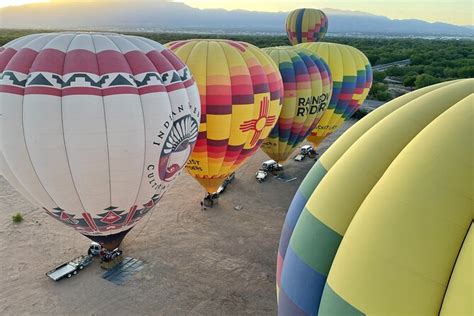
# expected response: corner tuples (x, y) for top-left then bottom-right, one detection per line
(279, 287), (307, 316)
(281, 245), (327, 315)
(296, 9), (305, 43)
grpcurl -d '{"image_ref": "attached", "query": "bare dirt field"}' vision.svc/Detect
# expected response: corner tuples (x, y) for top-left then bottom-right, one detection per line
(0, 120), (356, 315)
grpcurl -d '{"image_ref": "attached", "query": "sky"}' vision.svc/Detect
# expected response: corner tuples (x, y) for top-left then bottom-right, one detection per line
(0, 0), (472, 26)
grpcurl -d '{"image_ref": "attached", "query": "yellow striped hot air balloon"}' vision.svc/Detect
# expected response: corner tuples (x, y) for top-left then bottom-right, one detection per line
(297, 42), (373, 148)
(166, 40), (283, 194)
(277, 79), (473, 315)
(286, 9), (329, 45)
(261, 46), (332, 163)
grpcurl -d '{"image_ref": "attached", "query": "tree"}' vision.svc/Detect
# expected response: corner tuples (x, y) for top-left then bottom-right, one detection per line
(403, 75), (417, 87)
(415, 74), (441, 89)
(385, 66), (406, 77)
(373, 71), (387, 83)
(458, 66), (474, 78)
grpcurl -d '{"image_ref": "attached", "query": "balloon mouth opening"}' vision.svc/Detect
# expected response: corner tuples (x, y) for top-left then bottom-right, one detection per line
(83, 228), (132, 250)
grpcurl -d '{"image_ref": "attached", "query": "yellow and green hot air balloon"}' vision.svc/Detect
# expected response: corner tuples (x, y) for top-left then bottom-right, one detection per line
(297, 42), (373, 148)
(261, 46), (332, 163)
(166, 40), (283, 194)
(277, 79), (473, 315)
(286, 8), (329, 45)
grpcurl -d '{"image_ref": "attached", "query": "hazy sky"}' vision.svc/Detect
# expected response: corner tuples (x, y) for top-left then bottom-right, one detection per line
(0, 0), (472, 26)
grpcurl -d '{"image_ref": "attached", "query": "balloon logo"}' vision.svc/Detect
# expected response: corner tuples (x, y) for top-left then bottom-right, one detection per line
(239, 96), (276, 146)
(0, 32), (201, 249)
(158, 115), (199, 182)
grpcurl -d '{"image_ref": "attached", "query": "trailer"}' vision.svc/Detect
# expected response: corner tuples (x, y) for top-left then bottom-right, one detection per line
(46, 255), (93, 281)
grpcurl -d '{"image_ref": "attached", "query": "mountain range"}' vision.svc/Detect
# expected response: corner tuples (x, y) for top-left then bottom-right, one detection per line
(0, 1), (472, 37)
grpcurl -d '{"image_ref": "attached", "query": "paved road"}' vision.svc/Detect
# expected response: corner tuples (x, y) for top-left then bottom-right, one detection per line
(373, 59), (411, 72)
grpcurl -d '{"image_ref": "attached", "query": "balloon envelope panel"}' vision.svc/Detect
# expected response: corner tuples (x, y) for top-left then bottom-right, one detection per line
(286, 9), (329, 45)
(167, 40), (283, 193)
(298, 42), (373, 148)
(277, 79), (473, 315)
(261, 46), (332, 162)
(0, 33), (200, 248)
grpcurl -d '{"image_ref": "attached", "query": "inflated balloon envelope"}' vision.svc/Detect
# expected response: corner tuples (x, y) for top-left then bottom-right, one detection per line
(0, 32), (201, 249)
(166, 39), (284, 194)
(286, 8), (329, 45)
(261, 46), (332, 163)
(277, 79), (473, 315)
(297, 42), (373, 149)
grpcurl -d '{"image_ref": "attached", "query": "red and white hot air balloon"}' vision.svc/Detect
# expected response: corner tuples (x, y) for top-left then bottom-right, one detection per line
(0, 32), (200, 249)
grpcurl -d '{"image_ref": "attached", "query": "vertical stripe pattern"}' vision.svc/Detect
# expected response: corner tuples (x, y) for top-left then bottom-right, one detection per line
(261, 46), (332, 163)
(297, 42), (373, 148)
(286, 9), (329, 45)
(277, 79), (473, 315)
(167, 40), (283, 193)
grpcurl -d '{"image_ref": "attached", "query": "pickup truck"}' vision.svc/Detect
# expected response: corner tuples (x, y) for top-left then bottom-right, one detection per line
(46, 255), (93, 281)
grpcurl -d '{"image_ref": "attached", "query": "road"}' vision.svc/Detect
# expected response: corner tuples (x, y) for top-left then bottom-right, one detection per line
(373, 59), (411, 72)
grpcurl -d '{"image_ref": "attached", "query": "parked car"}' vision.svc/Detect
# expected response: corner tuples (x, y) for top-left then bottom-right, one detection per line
(261, 160), (283, 172)
(255, 170), (268, 183)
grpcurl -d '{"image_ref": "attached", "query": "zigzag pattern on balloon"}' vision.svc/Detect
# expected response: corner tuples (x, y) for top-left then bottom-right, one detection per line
(44, 193), (161, 235)
(0, 67), (193, 96)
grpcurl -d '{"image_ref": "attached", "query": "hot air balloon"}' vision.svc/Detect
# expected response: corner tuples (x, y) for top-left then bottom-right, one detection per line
(0, 33), (200, 249)
(297, 42), (372, 148)
(166, 40), (283, 195)
(260, 46), (332, 163)
(277, 79), (473, 315)
(286, 9), (329, 45)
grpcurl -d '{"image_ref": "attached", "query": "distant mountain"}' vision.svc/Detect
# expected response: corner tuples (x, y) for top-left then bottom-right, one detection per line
(0, 1), (472, 37)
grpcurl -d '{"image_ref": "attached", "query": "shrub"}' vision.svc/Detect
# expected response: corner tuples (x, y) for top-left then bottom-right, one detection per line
(352, 108), (370, 120)
(12, 213), (23, 223)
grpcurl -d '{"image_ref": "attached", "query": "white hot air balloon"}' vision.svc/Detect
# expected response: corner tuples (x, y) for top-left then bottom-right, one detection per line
(0, 33), (200, 249)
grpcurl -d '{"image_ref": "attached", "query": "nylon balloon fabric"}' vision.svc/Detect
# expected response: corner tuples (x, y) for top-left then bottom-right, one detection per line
(298, 42), (373, 148)
(277, 79), (473, 315)
(166, 39), (283, 194)
(261, 46), (332, 163)
(0, 33), (201, 249)
(286, 9), (329, 45)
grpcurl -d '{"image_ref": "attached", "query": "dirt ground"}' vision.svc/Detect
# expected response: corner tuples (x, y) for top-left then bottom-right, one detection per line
(0, 120), (356, 316)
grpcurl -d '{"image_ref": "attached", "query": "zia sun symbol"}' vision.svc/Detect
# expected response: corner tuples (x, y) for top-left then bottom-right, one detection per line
(239, 96), (276, 146)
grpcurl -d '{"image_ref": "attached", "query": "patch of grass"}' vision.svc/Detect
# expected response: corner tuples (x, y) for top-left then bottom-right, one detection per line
(12, 212), (23, 223)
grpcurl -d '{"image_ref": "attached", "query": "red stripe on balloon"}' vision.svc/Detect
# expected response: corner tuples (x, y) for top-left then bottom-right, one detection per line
(4, 48), (38, 74)
(64, 49), (100, 75)
(0, 85), (24, 95)
(82, 212), (98, 232)
(30, 48), (65, 73)
(25, 86), (61, 96)
(124, 50), (157, 74)
(97, 50), (132, 74)
(146, 50), (175, 74)
(0, 48), (18, 72)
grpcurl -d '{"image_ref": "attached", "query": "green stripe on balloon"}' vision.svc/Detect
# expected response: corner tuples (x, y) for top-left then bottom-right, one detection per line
(319, 283), (365, 316)
(299, 160), (328, 199)
(289, 208), (342, 276)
